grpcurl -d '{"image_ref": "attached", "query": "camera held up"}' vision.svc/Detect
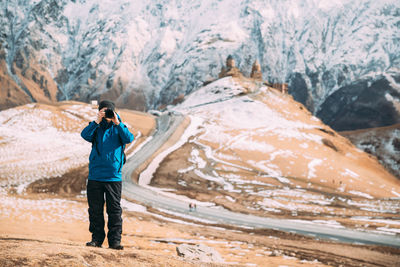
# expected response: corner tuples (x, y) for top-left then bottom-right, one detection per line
(105, 109), (114, 119)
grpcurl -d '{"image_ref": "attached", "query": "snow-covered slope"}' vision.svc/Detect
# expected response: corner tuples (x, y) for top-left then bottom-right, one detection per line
(0, 103), (93, 189)
(149, 76), (400, 234)
(0, 102), (153, 193)
(1, 0), (399, 130)
(170, 77), (400, 198)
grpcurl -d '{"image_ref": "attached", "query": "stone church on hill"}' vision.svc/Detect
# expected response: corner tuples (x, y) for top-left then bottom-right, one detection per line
(218, 55), (288, 94)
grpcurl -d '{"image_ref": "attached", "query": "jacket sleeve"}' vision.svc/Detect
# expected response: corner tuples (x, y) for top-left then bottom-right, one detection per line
(117, 122), (134, 144)
(81, 121), (99, 142)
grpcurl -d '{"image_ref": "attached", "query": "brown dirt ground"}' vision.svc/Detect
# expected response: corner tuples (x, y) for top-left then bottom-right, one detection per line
(1, 189), (400, 267)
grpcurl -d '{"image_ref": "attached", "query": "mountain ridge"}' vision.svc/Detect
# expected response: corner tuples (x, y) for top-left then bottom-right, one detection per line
(1, 0), (399, 132)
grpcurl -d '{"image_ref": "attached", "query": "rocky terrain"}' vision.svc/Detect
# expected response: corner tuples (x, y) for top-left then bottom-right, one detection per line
(341, 124), (400, 179)
(316, 75), (400, 131)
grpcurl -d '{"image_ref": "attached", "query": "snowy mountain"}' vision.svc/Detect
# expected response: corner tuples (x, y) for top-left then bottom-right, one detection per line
(1, 0), (400, 130)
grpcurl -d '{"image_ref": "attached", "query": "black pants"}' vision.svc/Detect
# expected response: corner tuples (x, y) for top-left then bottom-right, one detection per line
(87, 180), (122, 246)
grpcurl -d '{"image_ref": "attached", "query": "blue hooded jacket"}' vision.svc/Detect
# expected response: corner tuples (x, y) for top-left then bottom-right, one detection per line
(81, 115), (134, 182)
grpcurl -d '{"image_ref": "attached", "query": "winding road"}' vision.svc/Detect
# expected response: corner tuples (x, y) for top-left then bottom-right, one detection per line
(122, 114), (400, 248)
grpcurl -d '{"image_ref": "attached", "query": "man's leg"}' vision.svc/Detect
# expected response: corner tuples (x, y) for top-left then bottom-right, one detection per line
(104, 181), (123, 249)
(87, 180), (106, 246)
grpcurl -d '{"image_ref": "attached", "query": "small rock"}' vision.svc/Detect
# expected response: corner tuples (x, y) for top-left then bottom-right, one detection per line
(270, 250), (282, 257)
(176, 243), (223, 263)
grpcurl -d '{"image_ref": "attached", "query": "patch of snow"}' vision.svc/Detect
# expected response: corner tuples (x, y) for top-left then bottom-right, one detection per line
(289, 219), (345, 229)
(269, 150), (296, 161)
(300, 143), (309, 149)
(66, 104), (98, 122)
(0, 195), (87, 223)
(350, 217), (400, 226)
(61, 111), (81, 122)
(307, 159), (323, 178)
(225, 196), (236, 202)
(311, 220), (345, 229)
(177, 166), (195, 173)
(391, 190), (400, 197)
(375, 227), (400, 234)
(259, 206), (282, 213)
(369, 229), (397, 236)
(275, 176), (291, 184)
(189, 149), (207, 168)
(195, 141), (253, 172)
(348, 190), (374, 199)
(176, 77), (245, 110)
(341, 169), (360, 180)
(247, 160), (283, 178)
(15, 182), (31, 194)
(194, 169), (226, 185)
(0, 106), (91, 186)
(257, 197), (334, 213)
(214, 152), (240, 161)
(139, 116), (203, 185)
(347, 200), (400, 214)
(121, 199), (147, 213)
(125, 131), (142, 159)
(144, 186), (216, 207)
(310, 116), (320, 122)
(156, 208), (218, 224)
(147, 212), (200, 227)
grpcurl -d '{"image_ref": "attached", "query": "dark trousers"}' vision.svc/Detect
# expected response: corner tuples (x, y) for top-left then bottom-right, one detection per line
(87, 180), (122, 246)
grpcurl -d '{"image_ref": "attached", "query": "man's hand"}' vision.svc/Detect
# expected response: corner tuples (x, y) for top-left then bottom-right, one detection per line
(95, 108), (106, 124)
(111, 111), (120, 126)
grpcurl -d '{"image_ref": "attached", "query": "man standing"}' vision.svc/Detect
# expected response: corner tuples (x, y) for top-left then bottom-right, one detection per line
(81, 100), (134, 250)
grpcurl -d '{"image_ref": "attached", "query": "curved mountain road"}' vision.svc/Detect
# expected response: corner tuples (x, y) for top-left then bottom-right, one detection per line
(122, 114), (400, 248)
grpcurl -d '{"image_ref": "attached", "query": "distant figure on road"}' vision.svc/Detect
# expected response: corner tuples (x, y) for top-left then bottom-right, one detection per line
(189, 203), (197, 212)
(81, 100), (134, 250)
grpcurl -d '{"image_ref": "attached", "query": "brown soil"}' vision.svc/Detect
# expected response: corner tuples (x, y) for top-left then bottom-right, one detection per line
(1, 189), (400, 267)
(27, 166), (88, 196)
(0, 237), (207, 267)
(7, 161), (399, 266)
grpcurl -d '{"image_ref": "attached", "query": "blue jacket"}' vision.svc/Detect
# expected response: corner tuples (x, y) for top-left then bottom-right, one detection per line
(81, 115), (134, 182)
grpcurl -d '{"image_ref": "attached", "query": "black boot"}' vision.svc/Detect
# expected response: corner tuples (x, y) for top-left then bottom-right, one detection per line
(86, 240), (102, 247)
(109, 243), (124, 250)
